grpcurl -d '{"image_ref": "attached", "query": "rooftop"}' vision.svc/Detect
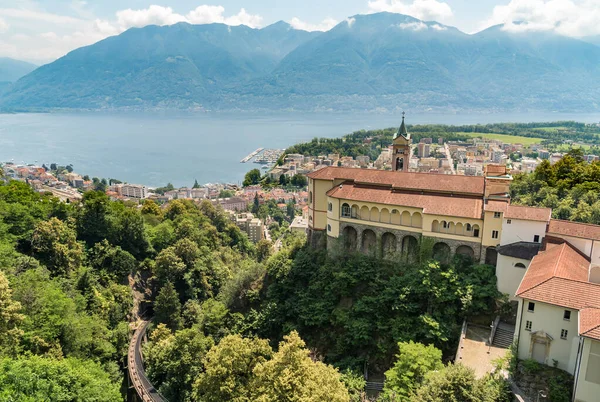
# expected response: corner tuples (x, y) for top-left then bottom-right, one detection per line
(516, 242), (600, 340)
(308, 166), (485, 196)
(497, 242), (542, 260)
(548, 219), (600, 241)
(504, 205), (552, 222)
(326, 183), (484, 219)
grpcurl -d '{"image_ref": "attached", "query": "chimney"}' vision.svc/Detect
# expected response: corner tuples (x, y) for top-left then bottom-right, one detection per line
(484, 164), (512, 200)
(589, 264), (600, 284)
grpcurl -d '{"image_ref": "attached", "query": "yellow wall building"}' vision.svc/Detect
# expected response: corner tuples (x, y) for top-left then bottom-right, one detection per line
(307, 164), (529, 264)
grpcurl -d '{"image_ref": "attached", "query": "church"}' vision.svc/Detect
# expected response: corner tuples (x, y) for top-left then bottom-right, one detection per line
(306, 117), (600, 402)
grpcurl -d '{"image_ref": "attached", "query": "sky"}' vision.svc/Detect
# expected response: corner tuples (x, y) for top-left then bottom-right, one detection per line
(1, 0), (600, 64)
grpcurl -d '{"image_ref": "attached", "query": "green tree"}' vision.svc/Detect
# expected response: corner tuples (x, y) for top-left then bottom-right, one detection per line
(193, 179), (200, 189)
(244, 169), (262, 187)
(31, 217), (83, 275)
(256, 239), (272, 262)
(194, 334), (273, 402)
(251, 331), (350, 402)
(141, 199), (162, 216)
(0, 271), (24, 357)
(77, 191), (112, 246)
(88, 239), (136, 279)
(290, 174), (307, 187)
(145, 326), (214, 402)
(0, 356), (121, 401)
(112, 208), (149, 257)
(154, 282), (183, 331)
(410, 363), (508, 402)
(383, 341), (444, 401)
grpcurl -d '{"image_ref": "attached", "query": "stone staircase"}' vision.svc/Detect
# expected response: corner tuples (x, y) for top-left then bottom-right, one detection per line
(492, 323), (515, 349)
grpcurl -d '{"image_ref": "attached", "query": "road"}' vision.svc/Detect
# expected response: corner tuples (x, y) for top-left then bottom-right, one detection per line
(127, 319), (167, 402)
(444, 143), (457, 174)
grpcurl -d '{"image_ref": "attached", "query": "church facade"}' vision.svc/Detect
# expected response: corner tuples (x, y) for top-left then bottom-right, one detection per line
(305, 118), (600, 401)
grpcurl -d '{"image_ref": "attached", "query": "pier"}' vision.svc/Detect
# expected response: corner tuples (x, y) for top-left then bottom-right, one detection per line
(240, 148), (264, 163)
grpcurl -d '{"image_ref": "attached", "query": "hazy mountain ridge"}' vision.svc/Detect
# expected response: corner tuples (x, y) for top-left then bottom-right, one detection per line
(0, 57), (37, 84)
(2, 13), (600, 112)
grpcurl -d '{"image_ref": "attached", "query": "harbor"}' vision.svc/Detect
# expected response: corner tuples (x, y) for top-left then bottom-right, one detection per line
(240, 148), (264, 163)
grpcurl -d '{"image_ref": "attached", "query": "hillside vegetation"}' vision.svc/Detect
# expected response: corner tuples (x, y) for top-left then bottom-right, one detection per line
(0, 173), (508, 400)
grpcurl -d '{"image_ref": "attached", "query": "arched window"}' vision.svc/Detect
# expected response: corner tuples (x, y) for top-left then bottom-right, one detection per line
(515, 263), (526, 269)
(327, 224), (332, 232)
(341, 203), (351, 218)
(328, 202), (333, 212)
(466, 223), (472, 232)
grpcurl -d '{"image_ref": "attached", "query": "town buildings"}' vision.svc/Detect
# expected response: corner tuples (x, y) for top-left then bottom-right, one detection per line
(228, 211), (264, 243)
(118, 184), (148, 199)
(306, 125), (600, 401)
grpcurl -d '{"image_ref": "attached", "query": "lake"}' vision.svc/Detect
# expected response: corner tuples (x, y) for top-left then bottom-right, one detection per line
(1, 111), (599, 187)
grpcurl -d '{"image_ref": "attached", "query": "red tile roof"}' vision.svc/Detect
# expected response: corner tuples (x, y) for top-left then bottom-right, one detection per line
(326, 183), (484, 219)
(517, 243), (590, 296)
(548, 219), (600, 241)
(484, 200), (509, 213)
(505, 205), (552, 222)
(516, 243), (600, 340)
(308, 167), (485, 195)
(580, 308), (600, 341)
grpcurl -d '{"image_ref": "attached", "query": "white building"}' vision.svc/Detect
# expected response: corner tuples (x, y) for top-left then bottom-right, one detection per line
(513, 240), (600, 402)
(120, 184), (148, 199)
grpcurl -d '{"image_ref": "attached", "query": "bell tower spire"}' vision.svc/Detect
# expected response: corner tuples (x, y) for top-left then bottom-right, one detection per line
(392, 112), (411, 172)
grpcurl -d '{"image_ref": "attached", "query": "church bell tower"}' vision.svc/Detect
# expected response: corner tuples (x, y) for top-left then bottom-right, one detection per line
(392, 112), (411, 172)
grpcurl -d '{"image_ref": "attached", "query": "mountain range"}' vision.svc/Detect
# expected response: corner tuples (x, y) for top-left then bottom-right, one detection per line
(2, 12), (600, 112)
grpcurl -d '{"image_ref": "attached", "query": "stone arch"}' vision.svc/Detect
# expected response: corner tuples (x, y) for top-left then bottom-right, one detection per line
(380, 208), (391, 224)
(360, 206), (370, 221)
(351, 204), (359, 219)
(342, 226), (358, 251)
(455, 223), (464, 236)
(341, 203), (351, 218)
(448, 222), (456, 234)
(370, 207), (380, 222)
(402, 235), (418, 262)
(433, 242), (451, 264)
(381, 232), (397, 259)
(401, 211), (412, 226)
(432, 220), (440, 232)
(412, 212), (422, 228)
(361, 229), (377, 254)
(485, 247), (498, 266)
(391, 209), (401, 225)
(456, 245), (475, 260)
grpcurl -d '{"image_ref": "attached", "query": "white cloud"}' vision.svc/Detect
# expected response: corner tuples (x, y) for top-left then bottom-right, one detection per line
(116, 5), (263, 30)
(115, 6), (187, 29)
(367, 0), (453, 22)
(482, 0), (600, 37)
(397, 21), (428, 31)
(289, 17), (338, 32)
(0, 4), (265, 62)
(346, 17), (356, 28)
(0, 17), (9, 33)
(395, 21), (447, 31)
(0, 8), (82, 25)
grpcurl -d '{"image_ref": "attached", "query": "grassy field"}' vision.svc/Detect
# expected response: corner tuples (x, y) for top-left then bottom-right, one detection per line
(532, 127), (570, 132)
(458, 132), (543, 146)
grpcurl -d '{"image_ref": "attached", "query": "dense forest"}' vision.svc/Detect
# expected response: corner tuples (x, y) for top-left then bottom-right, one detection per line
(0, 173), (509, 401)
(511, 149), (600, 224)
(283, 121), (600, 161)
